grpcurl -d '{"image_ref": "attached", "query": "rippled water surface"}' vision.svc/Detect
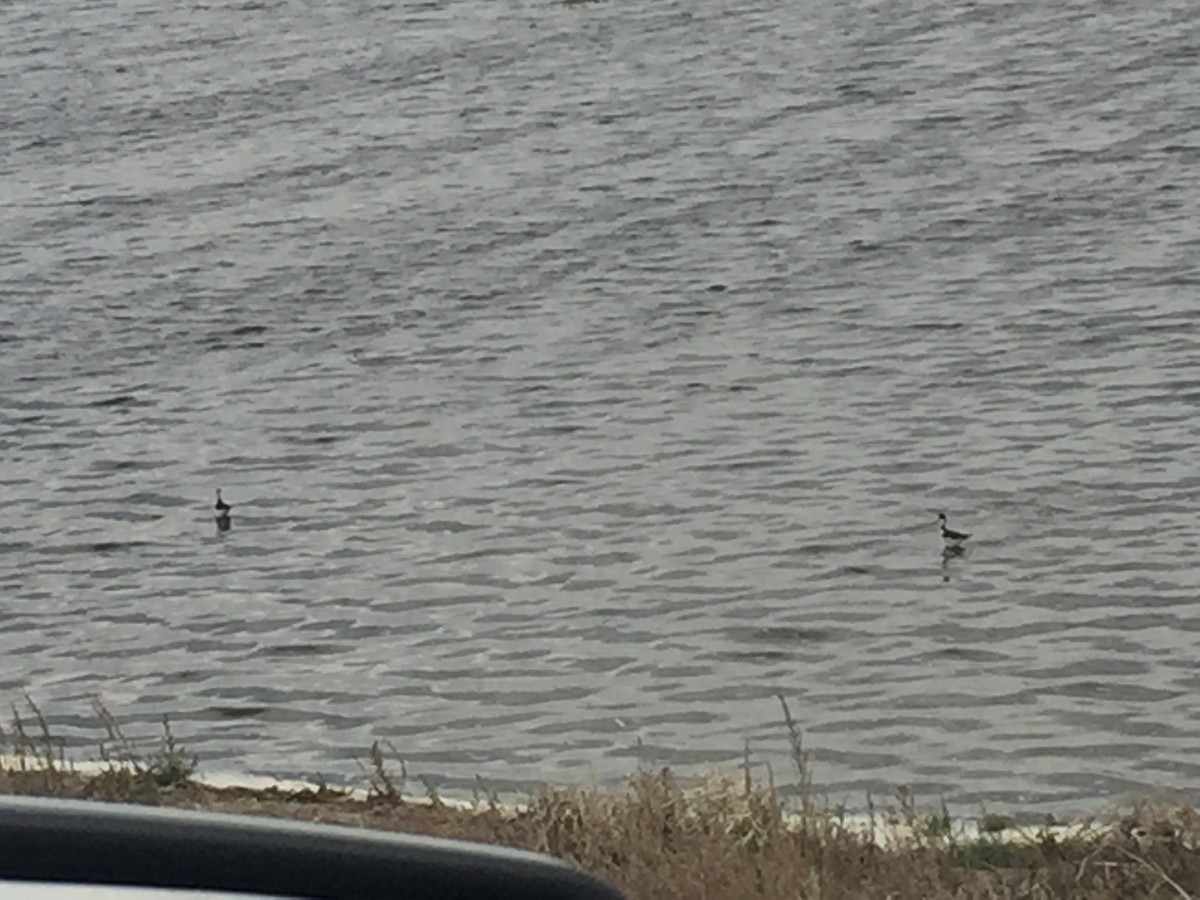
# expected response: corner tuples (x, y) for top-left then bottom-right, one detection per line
(3, 0), (1199, 815)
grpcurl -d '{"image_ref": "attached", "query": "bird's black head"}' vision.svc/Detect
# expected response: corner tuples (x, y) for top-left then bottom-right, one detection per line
(937, 512), (946, 523)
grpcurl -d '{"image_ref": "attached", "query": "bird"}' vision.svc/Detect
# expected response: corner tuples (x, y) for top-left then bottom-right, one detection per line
(937, 512), (969, 547)
(214, 489), (232, 533)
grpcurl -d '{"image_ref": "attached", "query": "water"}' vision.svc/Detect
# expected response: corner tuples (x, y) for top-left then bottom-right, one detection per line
(2, 0), (1199, 816)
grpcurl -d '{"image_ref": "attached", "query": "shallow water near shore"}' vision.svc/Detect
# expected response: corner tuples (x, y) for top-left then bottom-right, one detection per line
(2, 0), (1200, 816)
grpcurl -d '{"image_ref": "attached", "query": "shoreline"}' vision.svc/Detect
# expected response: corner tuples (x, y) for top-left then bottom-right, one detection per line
(0, 751), (1184, 849)
(2, 755), (1197, 900)
(3, 702), (1198, 898)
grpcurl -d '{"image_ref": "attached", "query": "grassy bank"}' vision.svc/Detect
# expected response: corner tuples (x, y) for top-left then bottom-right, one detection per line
(2, 696), (1198, 899)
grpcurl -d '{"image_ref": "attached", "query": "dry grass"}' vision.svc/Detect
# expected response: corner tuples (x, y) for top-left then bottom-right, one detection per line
(2, 696), (1199, 900)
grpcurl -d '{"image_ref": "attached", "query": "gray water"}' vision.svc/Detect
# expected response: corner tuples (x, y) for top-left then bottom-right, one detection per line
(2, 0), (1199, 816)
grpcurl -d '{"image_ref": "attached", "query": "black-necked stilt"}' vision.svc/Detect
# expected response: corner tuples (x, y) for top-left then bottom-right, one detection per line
(215, 489), (232, 533)
(937, 512), (969, 547)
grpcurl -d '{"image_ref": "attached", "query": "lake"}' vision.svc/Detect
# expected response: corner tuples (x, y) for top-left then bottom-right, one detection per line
(2, 0), (1199, 816)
